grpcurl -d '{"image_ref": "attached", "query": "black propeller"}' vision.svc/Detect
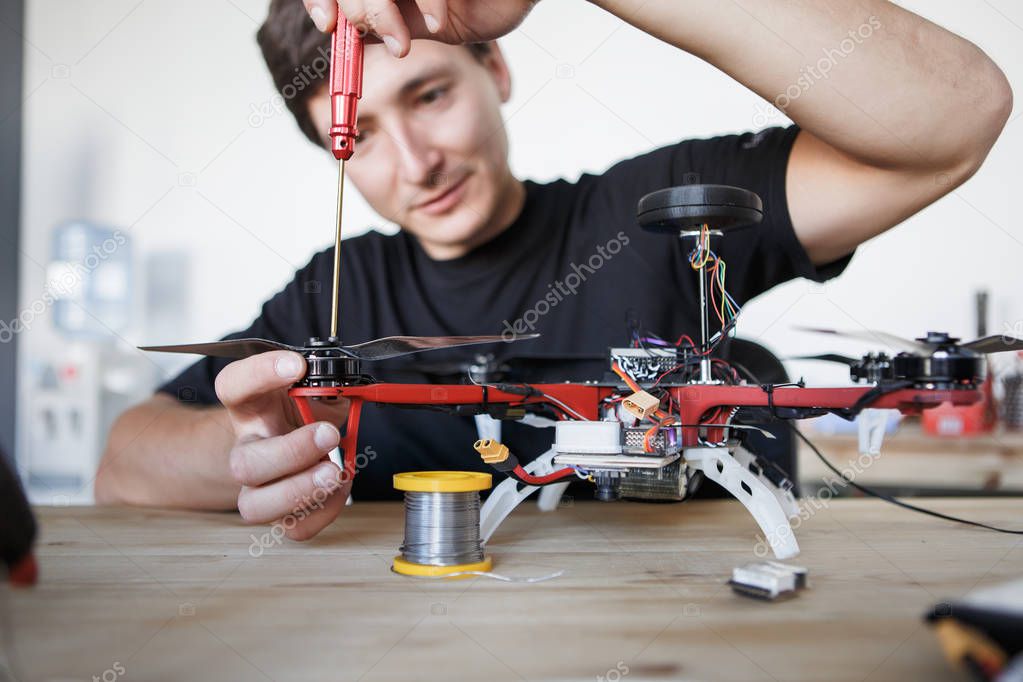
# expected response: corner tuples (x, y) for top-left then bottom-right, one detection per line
(790, 353), (860, 366)
(140, 334), (539, 362)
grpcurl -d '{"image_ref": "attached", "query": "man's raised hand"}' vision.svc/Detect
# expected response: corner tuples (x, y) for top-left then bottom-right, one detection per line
(301, 0), (537, 57)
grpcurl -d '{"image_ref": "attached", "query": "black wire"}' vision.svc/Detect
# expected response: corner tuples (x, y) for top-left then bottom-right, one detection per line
(790, 422), (1023, 535)
(728, 359), (760, 385)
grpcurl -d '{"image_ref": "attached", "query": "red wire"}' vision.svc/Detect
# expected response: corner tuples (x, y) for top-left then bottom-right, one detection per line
(513, 465), (576, 486)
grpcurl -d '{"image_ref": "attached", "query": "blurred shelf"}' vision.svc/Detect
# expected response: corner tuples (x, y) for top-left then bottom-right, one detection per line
(799, 422), (1023, 495)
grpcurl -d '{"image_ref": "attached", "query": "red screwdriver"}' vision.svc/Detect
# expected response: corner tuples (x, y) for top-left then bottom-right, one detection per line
(327, 13), (364, 341)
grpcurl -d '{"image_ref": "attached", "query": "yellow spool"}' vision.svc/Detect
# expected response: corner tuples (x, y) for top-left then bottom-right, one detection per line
(393, 470), (492, 493)
(392, 555), (493, 579)
(392, 470), (492, 579)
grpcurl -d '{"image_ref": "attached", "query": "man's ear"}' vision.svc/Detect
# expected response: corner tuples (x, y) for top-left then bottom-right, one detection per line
(480, 42), (512, 103)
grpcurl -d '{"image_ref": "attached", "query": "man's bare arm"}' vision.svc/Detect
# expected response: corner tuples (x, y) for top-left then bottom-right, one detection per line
(95, 395), (239, 509)
(587, 0), (1012, 264)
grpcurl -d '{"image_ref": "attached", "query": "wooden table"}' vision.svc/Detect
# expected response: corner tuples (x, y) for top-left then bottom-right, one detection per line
(6, 499), (1022, 682)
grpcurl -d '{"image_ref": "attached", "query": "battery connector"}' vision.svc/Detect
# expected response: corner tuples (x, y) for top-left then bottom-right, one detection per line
(622, 390), (661, 420)
(474, 439), (519, 472)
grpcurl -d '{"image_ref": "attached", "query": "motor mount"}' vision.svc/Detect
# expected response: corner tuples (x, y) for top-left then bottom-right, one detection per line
(637, 184), (764, 234)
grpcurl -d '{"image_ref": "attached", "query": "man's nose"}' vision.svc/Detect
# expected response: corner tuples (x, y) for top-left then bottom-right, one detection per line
(390, 123), (441, 186)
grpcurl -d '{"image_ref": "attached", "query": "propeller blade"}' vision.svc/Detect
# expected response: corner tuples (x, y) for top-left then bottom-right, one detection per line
(794, 326), (930, 353)
(789, 353), (860, 365)
(342, 334), (539, 361)
(139, 338), (299, 359)
(961, 335), (1023, 354)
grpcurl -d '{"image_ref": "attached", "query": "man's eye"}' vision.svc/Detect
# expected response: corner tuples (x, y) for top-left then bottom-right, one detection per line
(355, 129), (372, 144)
(419, 86), (448, 105)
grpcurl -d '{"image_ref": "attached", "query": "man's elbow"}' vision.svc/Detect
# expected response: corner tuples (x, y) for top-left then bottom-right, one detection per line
(94, 395), (172, 506)
(948, 56), (1013, 184)
(94, 407), (137, 505)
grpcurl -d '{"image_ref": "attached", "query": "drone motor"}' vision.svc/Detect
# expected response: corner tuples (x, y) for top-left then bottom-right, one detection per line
(298, 337), (368, 389)
(845, 332), (985, 389)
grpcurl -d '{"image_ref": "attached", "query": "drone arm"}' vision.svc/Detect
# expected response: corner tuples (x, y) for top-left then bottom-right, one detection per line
(339, 399), (363, 479)
(290, 392), (363, 481)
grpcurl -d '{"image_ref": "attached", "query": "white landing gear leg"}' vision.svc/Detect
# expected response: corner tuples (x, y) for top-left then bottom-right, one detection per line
(685, 446), (801, 559)
(729, 445), (799, 520)
(479, 446), (564, 543)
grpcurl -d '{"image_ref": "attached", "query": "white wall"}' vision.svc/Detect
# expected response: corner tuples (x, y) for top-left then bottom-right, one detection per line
(15, 0), (1023, 486)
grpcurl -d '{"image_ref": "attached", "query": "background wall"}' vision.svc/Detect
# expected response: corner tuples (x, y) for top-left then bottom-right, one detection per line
(1, 0), (24, 467)
(13, 0), (1023, 501)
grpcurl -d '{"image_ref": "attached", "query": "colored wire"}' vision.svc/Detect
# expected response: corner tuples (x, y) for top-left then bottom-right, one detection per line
(540, 391), (589, 421)
(675, 334), (696, 348)
(686, 227), (742, 347)
(511, 465), (577, 486)
(611, 362), (644, 394)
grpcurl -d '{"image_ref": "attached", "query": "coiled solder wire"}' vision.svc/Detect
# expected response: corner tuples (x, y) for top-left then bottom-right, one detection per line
(399, 490), (485, 566)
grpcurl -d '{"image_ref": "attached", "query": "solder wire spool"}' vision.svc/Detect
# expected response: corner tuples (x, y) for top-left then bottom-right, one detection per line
(392, 471), (493, 578)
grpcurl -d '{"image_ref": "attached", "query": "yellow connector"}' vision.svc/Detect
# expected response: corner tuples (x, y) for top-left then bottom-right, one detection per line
(622, 390), (660, 420)
(473, 438), (510, 464)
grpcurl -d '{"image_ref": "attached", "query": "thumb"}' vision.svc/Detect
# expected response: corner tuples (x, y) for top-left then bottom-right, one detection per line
(215, 351), (307, 413)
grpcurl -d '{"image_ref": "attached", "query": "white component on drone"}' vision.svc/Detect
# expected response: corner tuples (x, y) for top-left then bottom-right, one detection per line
(554, 421), (622, 454)
(685, 445), (801, 560)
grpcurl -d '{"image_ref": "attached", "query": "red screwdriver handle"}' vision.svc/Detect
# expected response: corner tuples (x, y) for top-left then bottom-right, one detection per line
(329, 14), (364, 160)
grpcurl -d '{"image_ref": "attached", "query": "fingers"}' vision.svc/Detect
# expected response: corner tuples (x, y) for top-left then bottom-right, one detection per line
(361, 0), (411, 57)
(317, 0), (443, 57)
(303, 0), (339, 33)
(284, 483), (350, 541)
(237, 458), (348, 525)
(411, 0), (447, 35)
(230, 421), (340, 488)
(215, 351), (305, 414)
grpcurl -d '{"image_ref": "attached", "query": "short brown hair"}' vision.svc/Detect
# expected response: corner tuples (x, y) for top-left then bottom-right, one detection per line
(257, 1), (492, 148)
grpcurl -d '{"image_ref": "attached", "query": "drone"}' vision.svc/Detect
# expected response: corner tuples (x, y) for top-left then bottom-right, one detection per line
(142, 184), (1023, 559)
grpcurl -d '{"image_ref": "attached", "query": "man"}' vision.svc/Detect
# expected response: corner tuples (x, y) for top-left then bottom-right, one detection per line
(95, 0), (1011, 542)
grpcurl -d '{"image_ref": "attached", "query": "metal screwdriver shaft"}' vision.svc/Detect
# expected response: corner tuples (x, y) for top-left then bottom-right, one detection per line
(330, 158), (346, 339)
(327, 13), (364, 341)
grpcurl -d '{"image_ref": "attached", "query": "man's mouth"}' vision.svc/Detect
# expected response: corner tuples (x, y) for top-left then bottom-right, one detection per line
(414, 173), (471, 216)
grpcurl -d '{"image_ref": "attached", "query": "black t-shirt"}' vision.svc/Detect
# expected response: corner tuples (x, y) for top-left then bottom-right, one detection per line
(159, 125), (853, 500)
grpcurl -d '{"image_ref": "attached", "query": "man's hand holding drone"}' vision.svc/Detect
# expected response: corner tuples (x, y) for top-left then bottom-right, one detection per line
(216, 351), (351, 540)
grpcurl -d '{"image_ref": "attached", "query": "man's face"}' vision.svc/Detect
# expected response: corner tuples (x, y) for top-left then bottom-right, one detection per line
(307, 41), (518, 258)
